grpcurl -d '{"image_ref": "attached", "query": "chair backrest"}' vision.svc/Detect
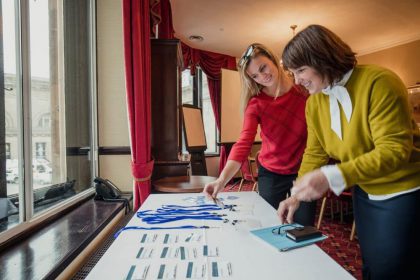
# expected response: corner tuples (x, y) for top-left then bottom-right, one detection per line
(248, 150), (260, 180)
(239, 144), (260, 182)
(249, 143), (261, 158)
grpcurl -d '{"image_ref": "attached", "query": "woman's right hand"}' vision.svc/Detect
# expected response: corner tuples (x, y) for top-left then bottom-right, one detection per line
(203, 160), (240, 199)
(203, 179), (225, 199)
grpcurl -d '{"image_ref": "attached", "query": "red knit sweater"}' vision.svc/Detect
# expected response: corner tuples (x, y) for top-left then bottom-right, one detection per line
(228, 85), (308, 174)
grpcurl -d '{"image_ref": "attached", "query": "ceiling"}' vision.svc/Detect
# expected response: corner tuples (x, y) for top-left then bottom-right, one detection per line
(170, 0), (420, 58)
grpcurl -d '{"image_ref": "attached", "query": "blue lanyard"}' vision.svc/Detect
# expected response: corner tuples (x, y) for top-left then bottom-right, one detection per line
(140, 209), (218, 215)
(136, 204), (227, 224)
(140, 214), (224, 224)
(114, 225), (210, 238)
(160, 204), (225, 211)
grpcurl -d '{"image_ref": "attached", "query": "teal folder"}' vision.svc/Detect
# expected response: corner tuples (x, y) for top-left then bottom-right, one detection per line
(250, 224), (327, 252)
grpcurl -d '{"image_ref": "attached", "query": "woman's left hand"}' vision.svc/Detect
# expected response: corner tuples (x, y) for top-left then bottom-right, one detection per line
(277, 169), (329, 224)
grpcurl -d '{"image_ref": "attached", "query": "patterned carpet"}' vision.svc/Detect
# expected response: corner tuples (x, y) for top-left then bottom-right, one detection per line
(224, 181), (362, 280)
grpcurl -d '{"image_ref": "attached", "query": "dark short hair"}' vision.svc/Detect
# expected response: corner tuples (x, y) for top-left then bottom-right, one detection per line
(282, 24), (356, 85)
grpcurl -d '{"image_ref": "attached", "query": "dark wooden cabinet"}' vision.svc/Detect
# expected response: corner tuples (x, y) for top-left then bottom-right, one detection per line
(151, 39), (188, 179)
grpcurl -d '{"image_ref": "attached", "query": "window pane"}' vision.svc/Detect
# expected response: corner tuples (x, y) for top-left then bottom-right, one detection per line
(200, 72), (217, 153)
(1, 0), (94, 234)
(181, 69), (193, 104)
(181, 69), (194, 154)
(29, 0), (92, 215)
(1, 0), (22, 232)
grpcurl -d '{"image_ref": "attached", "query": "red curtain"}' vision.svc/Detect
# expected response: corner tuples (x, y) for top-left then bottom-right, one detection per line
(122, 0), (154, 210)
(150, 0), (175, 39)
(149, 0), (161, 37)
(157, 0), (174, 39)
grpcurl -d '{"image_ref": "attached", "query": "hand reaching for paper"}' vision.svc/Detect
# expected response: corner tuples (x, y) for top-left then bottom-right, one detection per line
(203, 179), (225, 199)
(277, 169), (329, 224)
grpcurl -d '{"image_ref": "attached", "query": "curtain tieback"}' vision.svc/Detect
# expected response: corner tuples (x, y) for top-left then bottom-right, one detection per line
(132, 160), (154, 182)
(134, 175), (152, 182)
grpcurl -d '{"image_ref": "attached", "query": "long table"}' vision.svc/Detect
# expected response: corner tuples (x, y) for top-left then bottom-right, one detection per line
(86, 192), (354, 279)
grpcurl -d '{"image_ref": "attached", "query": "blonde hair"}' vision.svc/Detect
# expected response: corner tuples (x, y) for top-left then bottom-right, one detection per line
(238, 43), (283, 113)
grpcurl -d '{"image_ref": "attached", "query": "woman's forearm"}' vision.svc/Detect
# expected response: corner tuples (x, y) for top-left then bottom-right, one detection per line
(218, 160), (242, 186)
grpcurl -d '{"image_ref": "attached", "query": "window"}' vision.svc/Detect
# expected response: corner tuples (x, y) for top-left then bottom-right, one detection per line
(0, 0), (97, 235)
(181, 69), (193, 105)
(5, 143), (10, 160)
(181, 68), (218, 155)
(200, 71), (217, 154)
(35, 143), (46, 159)
(38, 113), (51, 129)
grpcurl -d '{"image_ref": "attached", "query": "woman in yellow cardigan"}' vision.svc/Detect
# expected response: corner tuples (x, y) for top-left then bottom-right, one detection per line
(278, 24), (420, 280)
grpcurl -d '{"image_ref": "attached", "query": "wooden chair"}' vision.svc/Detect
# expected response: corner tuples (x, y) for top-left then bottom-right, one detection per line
(238, 157), (258, 192)
(238, 145), (260, 192)
(248, 151), (259, 192)
(317, 189), (356, 241)
(350, 220), (356, 241)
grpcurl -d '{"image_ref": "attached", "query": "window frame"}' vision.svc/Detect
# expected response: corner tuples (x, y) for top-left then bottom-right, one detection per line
(181, 67), (219, 156)
(0, 0), (98, 245)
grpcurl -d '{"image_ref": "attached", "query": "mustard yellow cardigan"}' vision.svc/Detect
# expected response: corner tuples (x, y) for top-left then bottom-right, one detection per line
(299, 65), (420, 195)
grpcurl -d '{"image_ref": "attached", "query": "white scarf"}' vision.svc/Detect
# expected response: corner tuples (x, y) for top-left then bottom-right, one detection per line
(321, 69), (354, 140)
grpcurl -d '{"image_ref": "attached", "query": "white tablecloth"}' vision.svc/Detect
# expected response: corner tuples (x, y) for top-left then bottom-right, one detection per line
(86, 192), (354, 280)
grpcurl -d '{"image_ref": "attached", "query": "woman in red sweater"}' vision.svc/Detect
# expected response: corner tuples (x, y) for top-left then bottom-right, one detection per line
(203, 43), (316, 225)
